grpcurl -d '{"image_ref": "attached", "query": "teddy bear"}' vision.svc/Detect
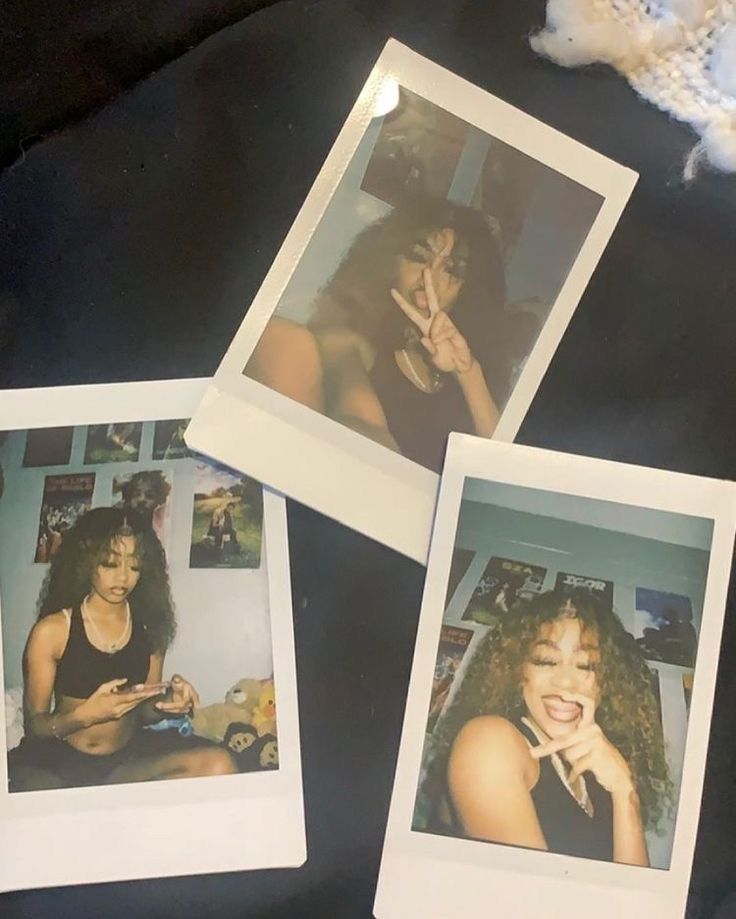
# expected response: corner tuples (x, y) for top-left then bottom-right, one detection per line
(191, 677), (262, 744)
(250, 679), (276, 737)
(223, 723), (278, 772)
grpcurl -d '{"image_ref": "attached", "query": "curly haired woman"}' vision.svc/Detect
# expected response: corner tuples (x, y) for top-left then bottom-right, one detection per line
(421, 590), (670, 866)
(10, 507), (236, 790)
(246, 194), (537, 472)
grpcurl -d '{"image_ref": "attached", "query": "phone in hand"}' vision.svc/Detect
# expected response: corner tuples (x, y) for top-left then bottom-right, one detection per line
(113, 681), (171, 695)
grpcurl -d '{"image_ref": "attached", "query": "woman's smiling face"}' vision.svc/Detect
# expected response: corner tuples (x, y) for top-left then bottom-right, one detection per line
(394, 227), (467, 317)
(521, 616), (600, 739)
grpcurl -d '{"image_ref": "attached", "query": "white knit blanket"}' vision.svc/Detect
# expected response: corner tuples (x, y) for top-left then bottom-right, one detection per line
(532, 1), (736, 175)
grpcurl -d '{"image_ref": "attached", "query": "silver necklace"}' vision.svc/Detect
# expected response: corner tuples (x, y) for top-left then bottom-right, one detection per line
(82, 596), (131, 654)
(521, 716), (593, 818)
(396, 348), (441, 394)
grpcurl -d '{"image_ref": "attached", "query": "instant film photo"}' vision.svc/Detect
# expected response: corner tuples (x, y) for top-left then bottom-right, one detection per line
(185, 39), (638, 563)
(375, 435), (736, 919)
(0, 379), (305, 891)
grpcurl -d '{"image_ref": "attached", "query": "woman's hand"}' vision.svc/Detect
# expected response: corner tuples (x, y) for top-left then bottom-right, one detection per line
(391, 269), (474, 375)
(529, 692), (635, 798)
(79, 678), (162, 726)
(154, 673), (200, 716)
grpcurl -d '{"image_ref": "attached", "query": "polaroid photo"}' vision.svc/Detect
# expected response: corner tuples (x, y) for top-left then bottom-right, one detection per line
(185, 38), (638, 563)
(0, 379), (305, 892)
(374, 434), (736, 919)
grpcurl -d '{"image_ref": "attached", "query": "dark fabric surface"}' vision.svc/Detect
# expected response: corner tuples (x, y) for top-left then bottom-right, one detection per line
(1, 0), (736, 916)
(0, 0), (279, 171)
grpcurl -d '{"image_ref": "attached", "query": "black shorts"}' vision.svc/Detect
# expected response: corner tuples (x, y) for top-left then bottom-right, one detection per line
(8, 729), (213, 791)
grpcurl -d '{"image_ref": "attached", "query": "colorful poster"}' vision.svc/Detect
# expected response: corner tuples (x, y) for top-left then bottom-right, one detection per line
(23, 427), (74, 467)
(34, 473), (95, 563)
(427, 626), (474, 733)
(113, 470), (172, 553)
(555, 571), (614, 612)
(152, 419), (190, 460)
(189, 461), (263, 569)
(360, 87), (470, 206)
(462, 557), (546, 625)
(634, 588), (697, 667)
(84, 423), (143, 464)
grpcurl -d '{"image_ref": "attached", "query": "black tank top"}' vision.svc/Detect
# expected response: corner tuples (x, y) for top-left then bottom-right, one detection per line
(54, 604), (152, 699)
(369, 345), (475, 473)
(517, 719), (614, 862)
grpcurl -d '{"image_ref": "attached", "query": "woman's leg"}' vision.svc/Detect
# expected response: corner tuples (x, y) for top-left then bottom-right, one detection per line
(107, 746), (237, 784)
(244, 317), (326, 412)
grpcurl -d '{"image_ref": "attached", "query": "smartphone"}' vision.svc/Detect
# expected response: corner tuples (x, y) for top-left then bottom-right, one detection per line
(114, 681), (171, 695)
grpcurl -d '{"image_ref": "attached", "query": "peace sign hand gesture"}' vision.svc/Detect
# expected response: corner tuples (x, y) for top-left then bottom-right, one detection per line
(390, 269), (474, 375)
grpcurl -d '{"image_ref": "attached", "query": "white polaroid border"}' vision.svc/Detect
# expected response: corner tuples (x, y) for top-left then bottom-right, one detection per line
(0, 379), (305, 892)
(374, 434), (736, 919)
(185, 38), (638, 564)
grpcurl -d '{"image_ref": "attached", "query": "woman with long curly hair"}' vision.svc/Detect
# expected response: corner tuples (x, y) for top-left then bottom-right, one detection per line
(246, 194), (536, 472)
(421, 589), (670, 866)
(10, 507), (236, 790)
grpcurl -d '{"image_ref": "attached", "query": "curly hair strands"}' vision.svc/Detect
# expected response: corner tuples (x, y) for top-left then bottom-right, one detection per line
(431, 589), (671, 829)
(308, 193), (513, 399)
(37, 506), (176, 653)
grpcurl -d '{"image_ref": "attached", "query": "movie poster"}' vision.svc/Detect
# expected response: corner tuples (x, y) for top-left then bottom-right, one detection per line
(634, 588), (697, 668)
(360, 87), (470, 206)
(113, 470), (172, 553)
(152, 419), (190, 460)
(462, 557), (546, 626)
(189, 460), (263, 569)
(34, 473), (95, 563)
(23, 427), (74, 467)
(84, 423), (143, 464)
(427, 626), (474, 733)
(555, 571), (614, 612)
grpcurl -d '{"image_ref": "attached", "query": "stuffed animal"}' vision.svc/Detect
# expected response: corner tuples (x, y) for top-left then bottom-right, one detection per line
(256, 733), (278, 770)
(251, 680), (276, 737)
(191, 678), (262, 743)
(223, 723), (278, 772)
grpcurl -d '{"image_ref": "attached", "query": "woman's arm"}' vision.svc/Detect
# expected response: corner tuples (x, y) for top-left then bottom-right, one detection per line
(23, 617), (91, 739)
(316, 329), (401, 452)
(454, 360), (501, 438)
(611, 785), (649, 867)
(447, 716), (547, 849)
(136, 652), (166, 725)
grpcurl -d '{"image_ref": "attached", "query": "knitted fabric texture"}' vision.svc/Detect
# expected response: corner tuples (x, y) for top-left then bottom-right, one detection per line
(531, 1), (736, 175)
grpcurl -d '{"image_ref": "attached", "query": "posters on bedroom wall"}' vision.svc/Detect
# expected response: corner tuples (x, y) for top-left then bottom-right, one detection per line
(34, 472), (95, 563)
(84, 422), (143, 463)
(0, 380), (305, 891)
(189, 460), (263, 570)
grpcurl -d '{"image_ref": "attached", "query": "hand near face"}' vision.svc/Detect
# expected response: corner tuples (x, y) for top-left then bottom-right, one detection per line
(154, 673), (201, 715)
(391, 269), (474, 375)
(529, 692), (634, 797)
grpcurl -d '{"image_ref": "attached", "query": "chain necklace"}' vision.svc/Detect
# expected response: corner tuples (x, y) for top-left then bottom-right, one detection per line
(521, 715), (593, 818)
(82, 596), (131, 655)
(395, 328), (443, 394)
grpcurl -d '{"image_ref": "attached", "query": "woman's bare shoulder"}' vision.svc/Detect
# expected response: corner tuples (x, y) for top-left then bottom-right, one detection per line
(26, 612), (70, 653)
(450, 716), (534, 779)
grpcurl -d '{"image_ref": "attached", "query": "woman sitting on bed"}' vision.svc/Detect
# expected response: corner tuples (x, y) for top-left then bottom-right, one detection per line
(10, 507), (236, 791)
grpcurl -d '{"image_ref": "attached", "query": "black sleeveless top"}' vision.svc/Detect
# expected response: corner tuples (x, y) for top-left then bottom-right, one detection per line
(517, 719), (614, 862)
(54, 604), (152, 699)
(369, 345), (476, 473)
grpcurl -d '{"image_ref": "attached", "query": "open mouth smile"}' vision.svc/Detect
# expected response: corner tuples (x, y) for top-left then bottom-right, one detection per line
(542, 695), (582, 724)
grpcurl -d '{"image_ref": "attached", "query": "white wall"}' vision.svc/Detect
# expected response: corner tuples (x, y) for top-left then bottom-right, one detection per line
(438, 493), (711, 870)
(0, 425), (273, 706)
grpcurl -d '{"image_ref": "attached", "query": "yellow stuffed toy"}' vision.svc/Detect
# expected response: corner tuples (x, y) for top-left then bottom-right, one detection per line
(250, 679), (276, 737)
